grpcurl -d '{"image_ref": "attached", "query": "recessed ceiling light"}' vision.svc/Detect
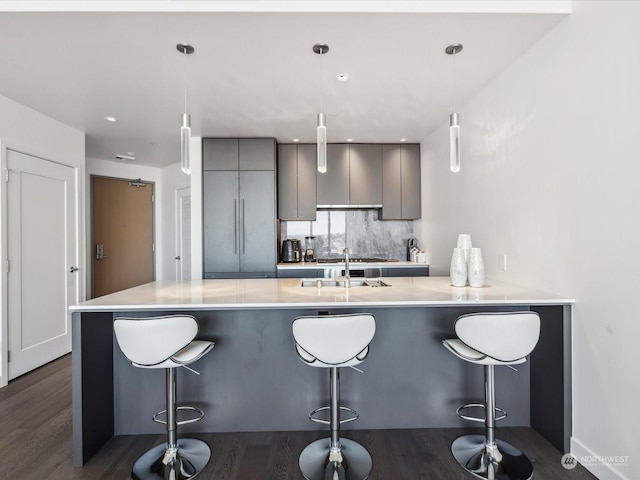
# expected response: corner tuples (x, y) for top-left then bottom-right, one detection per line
(126, 151), (135, 156)
(104, 116), (118, 123)
(337, 74), (350, 82)
(346, 138), (354, 142)
(400, 138), (408, 142)
(292, 138), (300, 142)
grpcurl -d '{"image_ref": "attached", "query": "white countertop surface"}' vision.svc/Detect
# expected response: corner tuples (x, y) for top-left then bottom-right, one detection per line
(70, 276), (573, 312)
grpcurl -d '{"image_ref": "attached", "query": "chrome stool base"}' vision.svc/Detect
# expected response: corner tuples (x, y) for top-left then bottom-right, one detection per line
(299, 437), (372, 480)
(132, 438), (211, 480)
(451, 434), (533, 480)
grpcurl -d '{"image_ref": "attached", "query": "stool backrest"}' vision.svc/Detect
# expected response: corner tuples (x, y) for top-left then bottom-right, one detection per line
(455, 311), (540, 362)
(292, 313), (376, 366)
(114, 315), (198, 366)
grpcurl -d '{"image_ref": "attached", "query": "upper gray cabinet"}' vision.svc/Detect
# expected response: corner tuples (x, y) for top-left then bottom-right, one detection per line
(277, 144), (317, 220)
(317, 144), (350, 206)
(381, 144), (421, 220)
(349, 144), (382, 206)
(316, 144), (382, 207)
(203, 138), (275, 171)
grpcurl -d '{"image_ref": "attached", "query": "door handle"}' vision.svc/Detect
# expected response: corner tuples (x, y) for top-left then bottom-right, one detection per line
(69, 266), (79, 273)
(96, 244), (108, 260)
(241, 199), (246, 254)
(233, 199), (238, 254)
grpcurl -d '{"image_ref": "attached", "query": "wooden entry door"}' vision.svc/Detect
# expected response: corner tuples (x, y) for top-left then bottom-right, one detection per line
(92, 176), (154, 297)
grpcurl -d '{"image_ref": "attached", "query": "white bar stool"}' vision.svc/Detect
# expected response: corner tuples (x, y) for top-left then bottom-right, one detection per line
(114, 315), (214, 480)
(442, 311), (541, 480)
(292, 313), (376, 480)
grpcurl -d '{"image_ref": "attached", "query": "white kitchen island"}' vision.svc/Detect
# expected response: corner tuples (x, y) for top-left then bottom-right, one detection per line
(70, 277), (573, 466)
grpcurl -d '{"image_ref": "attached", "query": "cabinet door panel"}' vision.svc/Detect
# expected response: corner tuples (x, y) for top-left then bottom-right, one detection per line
(381, 145), (402, 219)
(296, 144), (317, 220)
(401, 144), (421, 219)
(203, 171), (239, 273)
(240, 171), (276, 273)
(239, 138), (276, 170)
(349, 144), (382, 205)
(203, 138), (239, 170)
(317, 144), (349, 206)
(277, 144), (298, 220)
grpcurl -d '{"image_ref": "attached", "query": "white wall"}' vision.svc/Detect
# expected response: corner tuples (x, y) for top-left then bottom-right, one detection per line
(158, 161), (191, 280)
(0, 93), (85, 387)
(415, 2), (640, 479)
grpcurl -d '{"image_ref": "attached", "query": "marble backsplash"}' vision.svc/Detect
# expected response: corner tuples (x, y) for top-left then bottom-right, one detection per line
(281, 209), (414, 260)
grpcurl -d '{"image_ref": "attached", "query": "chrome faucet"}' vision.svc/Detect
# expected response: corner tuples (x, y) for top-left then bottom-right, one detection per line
(343, 247), (350, 288)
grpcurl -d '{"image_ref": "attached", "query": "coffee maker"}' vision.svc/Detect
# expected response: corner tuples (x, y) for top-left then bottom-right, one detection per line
(281, 239), (301, 263)
(304, 236), (317, 262)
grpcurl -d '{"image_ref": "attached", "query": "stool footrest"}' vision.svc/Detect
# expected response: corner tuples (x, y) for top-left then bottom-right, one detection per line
(456, 403), (507, 423)
(309, 405), (359, 425)
(153, 406), (205, 426)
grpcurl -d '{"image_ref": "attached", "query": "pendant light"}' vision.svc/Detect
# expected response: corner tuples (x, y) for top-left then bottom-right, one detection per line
(445, 44), (463, 173)
(177, 43), (194, 174)
(313, 43), (329, 173)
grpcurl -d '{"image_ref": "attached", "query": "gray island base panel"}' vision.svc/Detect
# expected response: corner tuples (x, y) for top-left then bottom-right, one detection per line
(70, 277), (573, 467)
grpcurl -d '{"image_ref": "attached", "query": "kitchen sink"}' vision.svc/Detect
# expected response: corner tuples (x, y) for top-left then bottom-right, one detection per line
(300, 278), (390, 288)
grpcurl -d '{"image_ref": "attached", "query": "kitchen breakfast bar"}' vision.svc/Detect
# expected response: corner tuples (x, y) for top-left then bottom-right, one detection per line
(70, 277), (573, 467)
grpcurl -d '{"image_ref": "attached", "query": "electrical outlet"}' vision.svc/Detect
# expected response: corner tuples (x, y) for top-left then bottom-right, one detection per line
(500, 254), (508, 271)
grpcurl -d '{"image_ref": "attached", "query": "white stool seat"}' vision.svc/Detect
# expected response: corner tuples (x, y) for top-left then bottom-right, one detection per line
(133, 340), (215, 369)
(442, 339), (527, 366)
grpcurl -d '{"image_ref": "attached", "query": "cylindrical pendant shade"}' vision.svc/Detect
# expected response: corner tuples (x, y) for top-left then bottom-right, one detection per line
(317, 113), (327, 173)
(181, 113), (191, 174)
(450, 112), (460, 173)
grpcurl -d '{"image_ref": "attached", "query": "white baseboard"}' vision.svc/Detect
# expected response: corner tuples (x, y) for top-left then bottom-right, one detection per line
(571, 437), (632, 480)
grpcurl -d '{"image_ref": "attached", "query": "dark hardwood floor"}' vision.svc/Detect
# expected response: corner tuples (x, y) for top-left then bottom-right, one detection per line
(0, 354), (597, 479)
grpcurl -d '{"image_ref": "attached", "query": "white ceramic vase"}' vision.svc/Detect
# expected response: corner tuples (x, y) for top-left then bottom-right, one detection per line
(456, 234), (472, 263)
(450, 247), (467, 287)
(467, 247), (485, 288)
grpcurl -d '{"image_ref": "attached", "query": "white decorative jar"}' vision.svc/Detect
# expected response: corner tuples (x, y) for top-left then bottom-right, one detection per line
(467, 247), (485, 288)
(450, 248), (467, 287)
(456, 234), (473, 263)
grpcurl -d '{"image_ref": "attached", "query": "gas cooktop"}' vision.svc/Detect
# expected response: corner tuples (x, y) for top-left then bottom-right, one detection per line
(317, 257), (398, 264)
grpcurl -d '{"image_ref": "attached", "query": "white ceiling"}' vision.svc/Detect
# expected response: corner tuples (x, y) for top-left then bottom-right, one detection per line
(0, 2), (569, 167)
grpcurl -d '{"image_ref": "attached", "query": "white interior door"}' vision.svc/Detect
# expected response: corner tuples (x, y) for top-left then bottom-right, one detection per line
(176, 187), (191, 281)
(7, 149), (77, 380)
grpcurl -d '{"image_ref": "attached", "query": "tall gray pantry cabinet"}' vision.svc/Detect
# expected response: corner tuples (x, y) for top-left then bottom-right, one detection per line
(203, 138), (277, 278)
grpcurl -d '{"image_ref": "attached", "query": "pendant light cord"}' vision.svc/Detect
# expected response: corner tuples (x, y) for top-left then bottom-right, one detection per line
(452, 49), (457, 112)
(319, 48), (324, 113)
(183, 46), (188, 113)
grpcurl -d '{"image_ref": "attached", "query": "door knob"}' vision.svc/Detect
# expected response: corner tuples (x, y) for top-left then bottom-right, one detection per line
(175, 256), (181, 260)
(69, 266), (79, 273)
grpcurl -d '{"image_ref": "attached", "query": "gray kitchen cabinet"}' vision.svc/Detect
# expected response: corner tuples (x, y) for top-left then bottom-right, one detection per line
(349, 144), (382, 206)
(381, 144), (421, 219)
(203, 138), (275, 171)
(276, 268), (322, 279)
(383, 266), (429, 277)
(203, 138), (276, 278)
(277, 144), (316, 220)
(316, 144), (383, 207)
(317, 144), (350, 206)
